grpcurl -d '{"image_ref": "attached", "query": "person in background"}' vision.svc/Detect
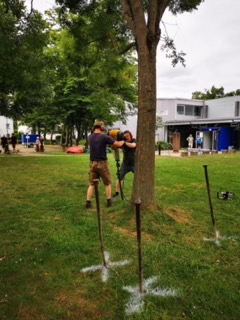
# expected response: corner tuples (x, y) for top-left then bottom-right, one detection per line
(186, 134), (194, 148)
(39, 136), (44, 152)
(196, 134), (202, 149)
(85, 120), (125, 208)
(113, 130), (136, 198)
(10, 133), (17, 152)
(1, 135), (8, 153)
(35, 137), (40, 152)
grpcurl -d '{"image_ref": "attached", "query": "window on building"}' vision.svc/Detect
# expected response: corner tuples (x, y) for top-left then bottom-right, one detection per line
(177, 104), (201, 116)
(177, 105), (184, 115)
(185, 105), (193, 115)
(194, 106), (201, 116)
(235, 101), (240, 116)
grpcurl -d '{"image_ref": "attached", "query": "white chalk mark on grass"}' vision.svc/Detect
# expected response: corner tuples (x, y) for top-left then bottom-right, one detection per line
(203, 231), (233, 246)
(80, 251), (130, 282)
(123, 276), (177, 315)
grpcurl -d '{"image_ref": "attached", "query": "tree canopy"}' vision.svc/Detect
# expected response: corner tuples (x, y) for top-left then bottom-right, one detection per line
(0, 0), (51, 118)
(192, 86), (240, 100)
(1, 0), (137, 146)
(43, 14), (137, 145)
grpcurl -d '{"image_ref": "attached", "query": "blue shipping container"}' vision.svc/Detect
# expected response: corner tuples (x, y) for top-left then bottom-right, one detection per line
(21, 134), (39, 144)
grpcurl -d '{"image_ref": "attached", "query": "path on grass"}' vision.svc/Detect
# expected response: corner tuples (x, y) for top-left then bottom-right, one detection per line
(0, 144), (64, 156)
(1, 144), (181, 157)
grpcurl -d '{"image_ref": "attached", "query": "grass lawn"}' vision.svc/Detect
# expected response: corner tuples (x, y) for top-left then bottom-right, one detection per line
(0, 151), (239, 319)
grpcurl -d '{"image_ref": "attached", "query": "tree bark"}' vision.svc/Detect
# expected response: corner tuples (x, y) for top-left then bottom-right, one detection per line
(132, 44), (157, 208)
(121, 0), (169, 208)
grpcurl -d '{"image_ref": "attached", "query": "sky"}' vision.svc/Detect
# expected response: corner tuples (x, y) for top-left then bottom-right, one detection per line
(158, 0), (240, 98)
(26, 0), (240, 99)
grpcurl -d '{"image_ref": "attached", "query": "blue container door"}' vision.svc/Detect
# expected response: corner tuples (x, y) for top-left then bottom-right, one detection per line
(217, 127), (230, 151)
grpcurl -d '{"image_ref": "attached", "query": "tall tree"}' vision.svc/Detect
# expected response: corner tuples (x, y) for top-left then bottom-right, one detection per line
(120, 0), (204, 208)
(0, 0), (51, 118)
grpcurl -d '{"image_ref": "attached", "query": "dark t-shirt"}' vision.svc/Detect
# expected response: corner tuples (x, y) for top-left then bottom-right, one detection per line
(11, 136), (17, 145)
(122, 138), (136, 166)
(88, 133), (114, 161)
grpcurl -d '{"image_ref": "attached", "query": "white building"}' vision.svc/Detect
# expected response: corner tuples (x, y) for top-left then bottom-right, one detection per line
(156, 96), (240, 151)
(114, 95), (240, 151)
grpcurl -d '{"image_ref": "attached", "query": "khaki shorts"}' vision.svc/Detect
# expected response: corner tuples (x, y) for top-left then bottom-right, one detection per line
(89, 161), (111, 186)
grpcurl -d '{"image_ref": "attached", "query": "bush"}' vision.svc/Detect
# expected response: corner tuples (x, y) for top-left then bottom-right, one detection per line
(155, 141), (172, 150)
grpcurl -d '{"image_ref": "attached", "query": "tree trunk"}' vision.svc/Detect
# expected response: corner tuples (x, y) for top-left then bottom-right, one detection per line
(75, 124), (81, 146)
(132, 45), (157, 209)
(84, 125), (89, 148)
(50, 129), (54, 145)
(120, 0), (167, 209)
